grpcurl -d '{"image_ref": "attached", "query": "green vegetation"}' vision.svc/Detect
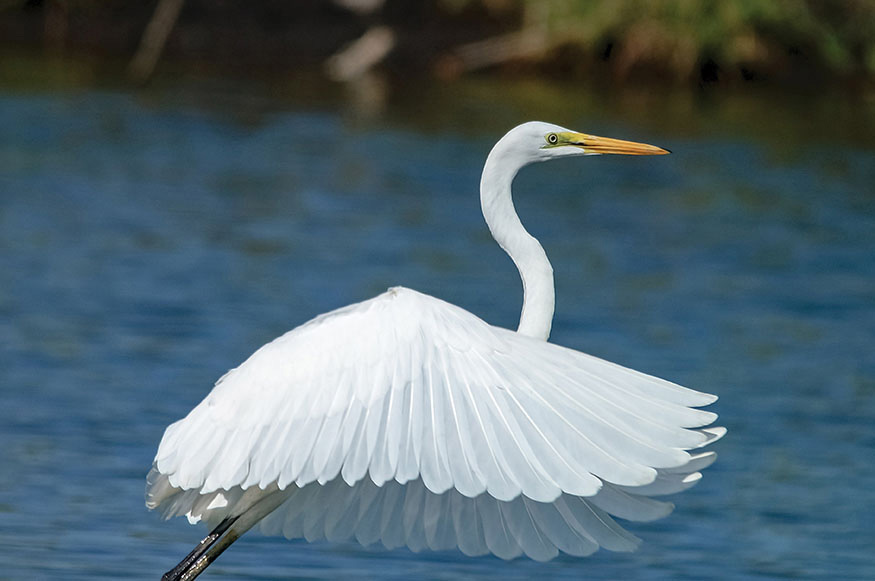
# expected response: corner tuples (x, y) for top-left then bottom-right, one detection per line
(512, 0), (875, 83)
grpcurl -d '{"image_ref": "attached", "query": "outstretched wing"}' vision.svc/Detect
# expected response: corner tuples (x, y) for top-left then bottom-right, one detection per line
(150, 286), (721, 512)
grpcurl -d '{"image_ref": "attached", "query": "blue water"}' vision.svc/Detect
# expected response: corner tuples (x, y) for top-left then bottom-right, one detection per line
(0, 78), (873, 580)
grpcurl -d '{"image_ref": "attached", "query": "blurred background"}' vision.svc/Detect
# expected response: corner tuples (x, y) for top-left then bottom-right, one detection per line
(1, 1), (873, 579)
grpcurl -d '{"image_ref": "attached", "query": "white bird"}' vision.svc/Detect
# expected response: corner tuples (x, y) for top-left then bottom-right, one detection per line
(148, 121), (724, 580)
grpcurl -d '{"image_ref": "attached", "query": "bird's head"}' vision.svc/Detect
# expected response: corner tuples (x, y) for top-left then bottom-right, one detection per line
(498, 121), (670, 166)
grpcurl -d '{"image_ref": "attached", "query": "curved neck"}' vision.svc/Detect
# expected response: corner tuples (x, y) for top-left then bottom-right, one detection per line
(480, 146), (554, 341)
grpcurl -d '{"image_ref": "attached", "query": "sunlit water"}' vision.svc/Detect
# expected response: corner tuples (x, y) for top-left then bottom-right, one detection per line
(0, 73), (873, 580)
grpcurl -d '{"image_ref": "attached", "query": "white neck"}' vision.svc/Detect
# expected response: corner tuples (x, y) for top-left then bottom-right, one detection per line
(480, 142), (554, 341)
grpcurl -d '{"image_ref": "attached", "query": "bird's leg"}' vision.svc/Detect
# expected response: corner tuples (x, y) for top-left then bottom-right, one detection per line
(161, 489), (292, 581)
(161, 516), (238, 581)
(172, 521), (245, 581)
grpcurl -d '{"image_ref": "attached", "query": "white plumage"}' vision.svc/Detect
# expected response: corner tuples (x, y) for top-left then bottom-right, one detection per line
(149, 122), (723, 578)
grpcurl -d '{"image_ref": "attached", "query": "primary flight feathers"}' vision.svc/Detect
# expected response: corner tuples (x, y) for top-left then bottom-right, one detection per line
(148, 288), (722, 560)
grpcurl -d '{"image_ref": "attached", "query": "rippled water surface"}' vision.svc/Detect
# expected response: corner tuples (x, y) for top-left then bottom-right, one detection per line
(1, 73), (873, 579)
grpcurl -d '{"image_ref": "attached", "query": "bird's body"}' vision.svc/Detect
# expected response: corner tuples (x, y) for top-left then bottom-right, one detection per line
(149, 122), (723, 579)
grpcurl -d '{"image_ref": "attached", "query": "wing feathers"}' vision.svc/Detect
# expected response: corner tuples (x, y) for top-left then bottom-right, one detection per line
(246, 477), (653, 560)
(439, 349), (488, 498)
(150, 287), (722, 560)
(420, 346), (454, 494)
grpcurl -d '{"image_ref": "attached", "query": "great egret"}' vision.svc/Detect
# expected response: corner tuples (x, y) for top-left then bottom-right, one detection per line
(148, 121), (724, 580)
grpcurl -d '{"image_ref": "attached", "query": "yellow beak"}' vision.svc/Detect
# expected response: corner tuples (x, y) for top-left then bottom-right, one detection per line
(567, 132), (670, 155)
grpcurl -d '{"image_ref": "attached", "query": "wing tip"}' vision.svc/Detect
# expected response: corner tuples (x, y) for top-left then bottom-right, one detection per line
(700, 392), (719, 406)
(697, 426), (726, 448)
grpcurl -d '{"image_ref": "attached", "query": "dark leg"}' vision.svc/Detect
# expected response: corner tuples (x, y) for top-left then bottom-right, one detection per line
(160, 489), (291, 581)
(171, 525), (244, 581)
(162, 516), (238, 581)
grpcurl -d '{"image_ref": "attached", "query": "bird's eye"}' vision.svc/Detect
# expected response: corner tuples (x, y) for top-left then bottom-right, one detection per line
(546, 133), (559, 145)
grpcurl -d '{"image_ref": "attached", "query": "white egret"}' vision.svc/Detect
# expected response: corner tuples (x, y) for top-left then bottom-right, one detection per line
(148, 121), (724, 580)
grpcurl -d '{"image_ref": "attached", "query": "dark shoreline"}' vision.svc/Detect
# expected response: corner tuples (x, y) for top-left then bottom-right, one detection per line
(3, 0), (874, 91)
